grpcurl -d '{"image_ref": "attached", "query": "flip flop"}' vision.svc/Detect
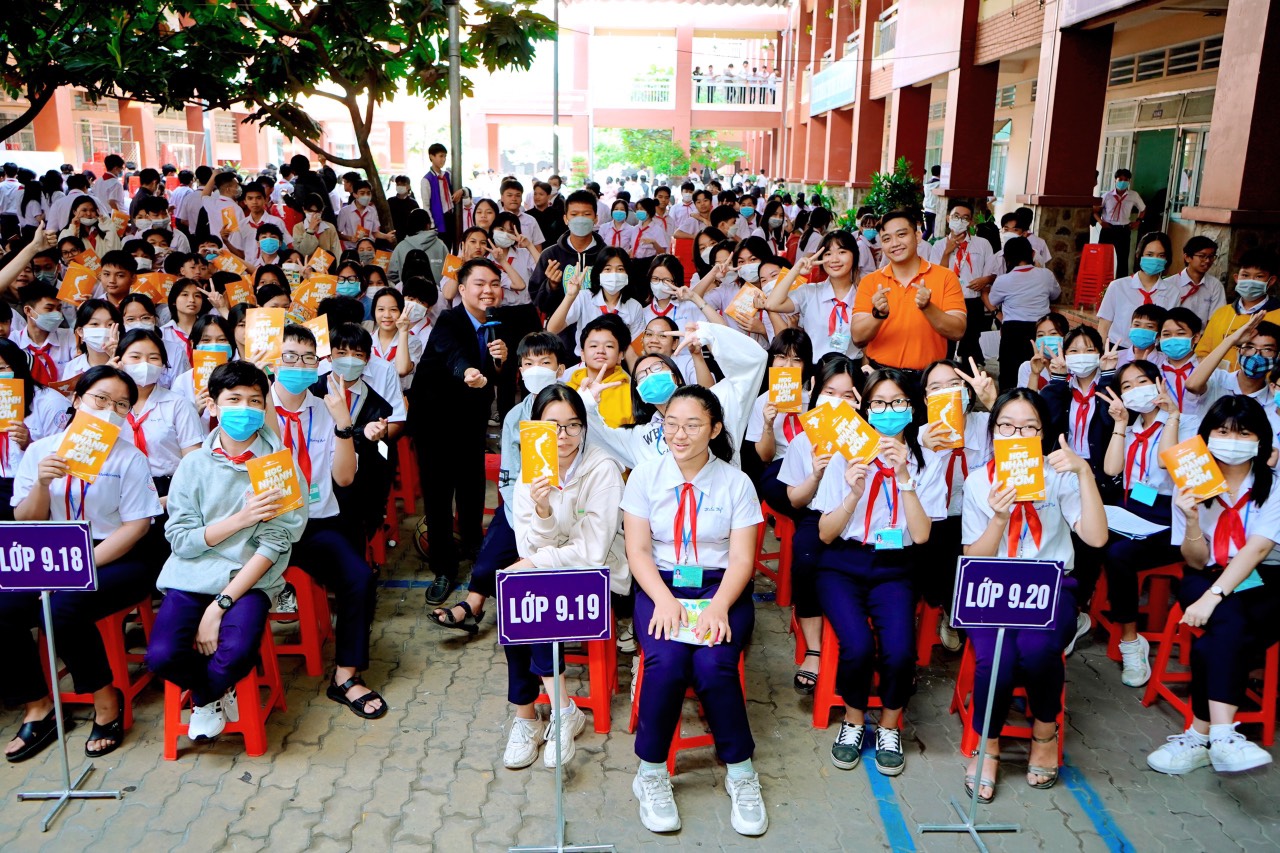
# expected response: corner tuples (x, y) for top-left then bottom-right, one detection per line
(85, 688), (125, 758)
(6, 709), (74, 764)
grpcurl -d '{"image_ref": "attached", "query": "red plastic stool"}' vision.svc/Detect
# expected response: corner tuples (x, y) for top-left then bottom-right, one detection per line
(1074, 243), (1116, 311)
(163, 630), (286, 759)
(534, 621), (619, 734)
(916, 602), (944, 667)
(269, 566), (333, 677)
(391, 435), (420, 516)
(366, 524), (387, 567)
(628, 648), (747, 775)
(811, 616), (890, 729)
(753, 504), (793, 607)
(950, 640), (1066, 762)
(41, 598), (156, 730)
(1090, 563), (1183, 662)
(1141, 603), (1278, 746)
(484, 452), (501, 518)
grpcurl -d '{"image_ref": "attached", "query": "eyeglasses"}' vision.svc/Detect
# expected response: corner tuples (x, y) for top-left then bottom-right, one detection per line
(280, 352), (320, 366)
(867, 399), (911, 414)
(995, 423), (1042, 437)
(662, 420), (707, 437)
(650, 279), (675, 287)
(337, 275), (360, 283)
(636, 364), (672, 380)
(551, 422), (584, 437)
(1238, 344), (1278, 357)
(82, 391), (131, 415)
(1191, 252), (1217, 262)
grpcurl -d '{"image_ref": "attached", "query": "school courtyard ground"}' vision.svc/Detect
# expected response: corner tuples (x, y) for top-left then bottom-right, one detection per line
(1, 506), (1277, 853)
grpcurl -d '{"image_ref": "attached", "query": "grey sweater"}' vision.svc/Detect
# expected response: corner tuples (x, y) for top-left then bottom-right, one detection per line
(157, 428), (308, 599)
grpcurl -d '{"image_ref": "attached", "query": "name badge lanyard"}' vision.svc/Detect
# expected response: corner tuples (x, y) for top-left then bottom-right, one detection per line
(1124, 421), (1163, 493)
(862, 465), (899, 543)
(673, 484), (704, 565)
(64, 476), (89, 521)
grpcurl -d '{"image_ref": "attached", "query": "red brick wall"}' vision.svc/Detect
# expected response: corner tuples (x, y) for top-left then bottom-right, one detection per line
(975, 1), (1045, 65)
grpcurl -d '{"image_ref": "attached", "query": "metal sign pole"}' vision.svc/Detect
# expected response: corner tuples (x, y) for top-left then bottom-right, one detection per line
(16, 591), (122, 831)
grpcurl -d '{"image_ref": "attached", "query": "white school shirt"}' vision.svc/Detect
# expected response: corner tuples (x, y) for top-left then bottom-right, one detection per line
(733, 220), (766, 242)
(0, 176), (22, 214)
(813, 450), (945, 545)
(1119, 411), (1174, 496)
(630, 220), (668, 259)
(12, 326), (78, 376)
(1096, 275), (1180, 345)
(336, 203), (380, 251)
(19, 199), (44, 229)
(1202, 369), (1274, 412)
(1099, 189), (1145, 227)
(745, 391), (797, 462)
(619, 452), (763, 574)
(1156, 358), (1203, 437)
(987, 265), (1061, 323)
(318, 354), (406, 423)
(271, 385), (340, 519)
(160, 320), (197, 366)
(12, 428), (162, 539)
(796, 231), (823, 264)
(92, 174), (129, 213)
(45, 193), (77, 233)
(168, 184), (193, 215)
(1166, 270), (1226, 320)
(1065, 374), (1101, 460)
(563, 291), (645, 357)
(1171, 473), (1280, 571)
(777, 430), (824, 510)
(121, 385), (206, 478)
(668, 202), (696, 237)
(602, 220), (636, 251)
(855, 236), (881, 276)
(171, 367), (214, 432)
(515, 211), (546, 247)
(368, 329), (424, 392)
(233, 212), (291, 259)
(28, 386), (73, 442)
(920, 413), (993, 517)
(1026, 234), (1051, 266)
(961, 465), (1083, 571)
(1016, 361), (1050, 391)
(929, 236), (994, 300)
(788, 280), (863, 362)
(498, 247), (534, 306)
(177, 188), (206, 230)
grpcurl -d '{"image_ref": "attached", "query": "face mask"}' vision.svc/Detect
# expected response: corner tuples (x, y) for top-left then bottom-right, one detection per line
(404, 301), (428, 325)
(355, 195), (371, 207)
(1065, 353), (1100, 376)
(306, 212), (321, 225)
(204, 251), (219, 262)
(462, 198), (473, 209)
(1239, 353), (1276, 379)
(34, 271), (57, 285)
(1207, 437), (1258, 466)
(635, 210), (649, 223)
(1115, 180), (1130, 191)
(1035, 335), (1063, 357)
(336, 281), (362, 298)
(948, 217), (968, 235)
(1158, 336), (1193, 361)
(218, 405), (265, 442)
(395, 186), (409, 197)
(82, 327), (112, 353)
(650, 280), (674, 301)
(1000, 231), (1016, 246)
(740, 206), (755, 219)
(83, 404), (124, 429)
(521, 365), (558, 395)
(331, 356), (367, 382)
(259, 237), (281, 255)
(126, 320), (156, 333)
(34, 310), (63, 332)
(862, 228), (878, 243)
(358, 249), (376, 264)
(1121, 384), (1159, 414)
(637, 371), (678, 405)
(80, 217), (99, 227)
(0, 371), (13, 380)
(738, 262), (760, 283)
(682, 192), (693, 203)
(722, 268), (737, 287)
(1128, 327), (1157, 350)
(868, 409), (912, 437)
(611, 210), (626, 223)
(1236, 279), (1269, 302)
(1139, 257), (1168, 277)
(123, 362), (162, 388)
(491, 230), (516, 249)
(598, 272), (628, 294)
(817, 394), (844, 408)
(768, 217), (784, 229)
(568, 216), (594, 237)
(134, 258), (152, 272)
(196, 342), (233, 359)
(699, 246), (713, 265)
(276, 366), (318, 394)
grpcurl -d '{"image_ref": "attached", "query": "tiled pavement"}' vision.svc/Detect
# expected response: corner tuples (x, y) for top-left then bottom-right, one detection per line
(1, 514), (1277, 852)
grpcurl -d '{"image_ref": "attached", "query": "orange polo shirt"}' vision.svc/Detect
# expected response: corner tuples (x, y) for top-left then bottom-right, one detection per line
(852, 260), (966, 370)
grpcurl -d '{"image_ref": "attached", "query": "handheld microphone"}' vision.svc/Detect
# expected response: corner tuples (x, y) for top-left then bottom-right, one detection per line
(484, 308), (503, 368)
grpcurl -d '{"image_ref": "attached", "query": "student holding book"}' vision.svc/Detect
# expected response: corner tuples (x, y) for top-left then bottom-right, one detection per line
(502, 384), (626, 770)
(747, 328), (815, 497)
(960, 388), (1108, 802)
(62, 298), (123, 381)
(172, 314), (238, 430)
(622, 385), (767, 837)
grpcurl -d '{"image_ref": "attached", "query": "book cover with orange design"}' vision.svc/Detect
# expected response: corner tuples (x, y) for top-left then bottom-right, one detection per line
(212, 251), (248, 275)
(307, 247), (335, 273)
(220, 206), (239, 232)
(192, 349), (228, 396)
(779, 268), (810, 292)
(1161, 435), (1228, 502)
(372, 249), (392, 269)
(993, 436), (1046, 501)
(131, 272), (175, 302)
(442, 254), (463, 280)
(926, 388), (966, 450)
(0, 379), (24, 432)
(72, 249), (100, 271)
(244, 307), (285, 364)
(827, 404), (881, 463)
(110, 210), (130, 236)
(57, 263), (97, 305)
(768, 367), (804, 413)
(56, 410), (121, 484)
(225, 276), (257, 307)
(293, 274), (337, 314)
(725, 285), (764, 329)
(246, 448), (305, 518)
(520, 421), (560, 488)
(303, 313), (330, 358)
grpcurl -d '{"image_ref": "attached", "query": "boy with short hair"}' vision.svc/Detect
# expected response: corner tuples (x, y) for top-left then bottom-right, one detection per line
(148, 360), (307, 740)
(232, 182), (290, 260)
(500, 179), (546, 249)
(336, 180), (391, 251)
(12, 282), (77, 382)
(564, 314), (633, 428)
(95, 249), (137, 310)
(1186, 316), (1278, 412)
(1170, 236), (1226, 320)
(1116, 303), (1168, 368)
(1156, 306), (1204, 438)
(1195, 249), (1280, 370)
(1095, 168), (1146, 277)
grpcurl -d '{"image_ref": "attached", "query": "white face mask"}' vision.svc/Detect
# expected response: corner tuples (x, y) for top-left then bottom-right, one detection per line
(82, 327), (113, 353)
(82, 403), (124, 429)
(1207, 437), (1259, 466)
(1064, 353), (1100, 376)
(125, 319), (156, 332)
(134, 258), (152, 272)
(1000, 231), (1016, 246)
(395, 186), (409, 197)
(817, 394), (844, 408)
(123, 362), (162, 388)
(650, 280), (673, 301)
(1120, 384), (1159, 414)
(491, 230), (516, 249)
(699, 246), (713, 264)
(599, 272), (628, 294)
(81, 216), (99, 227)
(521, 365), (558, 395)
(682, 192), (693, 204)
(403, 300), (428, 325)
(948, 217), (968, 235)
(738, 262), (760, 283)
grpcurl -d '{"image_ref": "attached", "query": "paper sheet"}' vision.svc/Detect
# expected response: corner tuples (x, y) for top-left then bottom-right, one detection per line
(1105, 504), (1170, 540)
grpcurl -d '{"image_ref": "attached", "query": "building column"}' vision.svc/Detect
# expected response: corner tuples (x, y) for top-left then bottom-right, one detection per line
(848, 0), (888, 190)
(674, 25), (693, 152)
(820, 0), (854, 184)
(802, 0), (833, 184)
(32, 88), (78, 164)
(786, 4), (811, 181)
(1019, 2), (1114, 299)
(487, 123), (501, 172)
(234, 111), (268, 171)
(885, 85), (929, 183)
(935, 0), (996, 197)
(388, 121), (406, 172)
(118, 100), (157, 168)
(1181, 0), (1280, 277)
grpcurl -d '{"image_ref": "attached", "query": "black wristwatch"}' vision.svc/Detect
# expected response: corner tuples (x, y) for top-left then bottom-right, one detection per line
(334, 424), (356, 439)
(215, 593), (234, 611)
(872, 307), (890, 320)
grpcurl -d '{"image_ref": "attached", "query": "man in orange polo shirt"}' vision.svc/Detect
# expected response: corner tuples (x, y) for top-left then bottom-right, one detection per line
(852, 209), (966, 371)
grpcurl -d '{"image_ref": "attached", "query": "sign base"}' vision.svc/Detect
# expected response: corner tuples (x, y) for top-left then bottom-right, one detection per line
(17, 763), (122, 833)
(919, 796), (1020, 853)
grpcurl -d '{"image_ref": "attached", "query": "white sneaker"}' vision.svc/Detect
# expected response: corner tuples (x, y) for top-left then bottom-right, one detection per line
(725, 772), (768, 836)
(1147, 730), (1211, 775)
(274, 584), (298, 623)
(221, 687), (239, 723)
(1210, 730), (1274, 773)
(617, 620), (637, 655)
(1119, 635), (1151, 687)
(633, 768), (681, 832)
(938, 614), (962, 652)
(1065, 613), (1091, 657)
(503, 717), (544, 769)
(542, 701), (586, 768)
(188, 700), (226, 741)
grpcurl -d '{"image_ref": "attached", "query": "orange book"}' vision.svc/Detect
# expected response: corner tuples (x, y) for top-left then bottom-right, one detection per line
(926, 388), (966, 450)
(725, 285), (764, 329)
(799, 405), (836, 454)
(244, 307), (285, 364)
(212, 250), (247, 275)
(293, 274), (337, 315)
(993, 436), (1046, 502)
(220, 206), (239, 233)
(225, 276), (257, 307)
(0, 378), (24, 431)
(132, 272), (174, 302)
(442, 254), (463, 280)
(192, 349), (228, 396)
(768, 367), (804, 413)
(57, 263), (98, 305)
(303, 313), (331, 358)
(520, 421), (560, 488)
(827, 404), (881, 463)
(245, 449), (306, 518)
(55, 410), (121, 484)
(72, 248), (101, 271)
(1161, 435), (1228, 502)
(110, 210), (130, 237)
(307, 247), (334, 274)
(372, 249), (392, 269)
(778, 268), (810, 292)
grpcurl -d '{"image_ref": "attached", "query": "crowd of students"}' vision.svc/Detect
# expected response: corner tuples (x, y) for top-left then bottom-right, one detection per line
(0, 152), (1278, 838)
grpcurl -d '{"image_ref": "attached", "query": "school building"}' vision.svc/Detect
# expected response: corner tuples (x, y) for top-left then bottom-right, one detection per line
(755, 0), (1278, 295)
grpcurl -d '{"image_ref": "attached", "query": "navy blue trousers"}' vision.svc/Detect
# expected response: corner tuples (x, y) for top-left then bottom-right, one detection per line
(147, 589), (271, 707)
(504, 643), (565, 706)
(791, 510), (824, 619)
(471, 509), (517, 599)
(633, 571), (755, 765)
(293, 518), (376, 670)
(1101, 494), (1179, 624)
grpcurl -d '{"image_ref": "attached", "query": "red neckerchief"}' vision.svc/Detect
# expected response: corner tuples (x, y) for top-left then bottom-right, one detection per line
(172, 327), (193, 364)
(632, 226), (648, 255)
(1180, 280), (1202, 305)
(828, 299), (849, 336)
(944, 448), (967, 508)
(27, 343), (57, 385)
(126, 409), (151, 456)
(1070, 383), (1095, 455)
(862, 459), (899, 544)
(650, 301), (673, 317)
(986, 460), (1042, 557)
(952, 239), (970, 277)
(610, 226), (622, 248)
(213, 446), (255, 465)
(673, 482), (699, 564)
(1123, 419), (1163, 491)
(1161, 362), (1194, 410)
(276, 406), (312, 484)
(1214, 490), (1250, 568)
(782, 412), (802, 442)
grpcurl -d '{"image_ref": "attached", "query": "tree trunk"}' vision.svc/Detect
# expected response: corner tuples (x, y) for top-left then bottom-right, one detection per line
(343, 95), (393, 241)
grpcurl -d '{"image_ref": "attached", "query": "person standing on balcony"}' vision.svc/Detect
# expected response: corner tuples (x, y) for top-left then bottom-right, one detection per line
(724, 65), (737, 104)
(768, 67), (780, 104)
(693, 67), (703, 104)
(706, 65), (717, 104)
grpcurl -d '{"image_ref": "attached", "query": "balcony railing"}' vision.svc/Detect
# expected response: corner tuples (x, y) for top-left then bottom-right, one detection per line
(874, 4), (899, 57)
(628, 76), (674, 106)
(692, 76), (780, 107)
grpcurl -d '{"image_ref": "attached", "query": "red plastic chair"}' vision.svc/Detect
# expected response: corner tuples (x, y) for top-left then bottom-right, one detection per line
(915, 602), (944, 668)
(753, 504), (793, 607)
(1074, 244), (1116, 311)
(950, 640), (1066, 763)
(1089, 563), (1182, 662)
(534, 619), (619, 735)
(269, 566), (333, 677)
(670, 237), (695, 284)
(810, 616), (889, 729)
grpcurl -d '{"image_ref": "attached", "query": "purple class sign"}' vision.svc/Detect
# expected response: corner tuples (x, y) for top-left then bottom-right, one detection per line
(497, 567), (612, 645)
(950, 557), (1063, 630)
(0, 522), (97, 592)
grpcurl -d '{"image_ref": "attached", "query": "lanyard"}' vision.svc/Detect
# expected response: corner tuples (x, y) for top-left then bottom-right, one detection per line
(673, 483), (703, 564)
(862, 460), (899, 543)
(64, 476), (89, 520)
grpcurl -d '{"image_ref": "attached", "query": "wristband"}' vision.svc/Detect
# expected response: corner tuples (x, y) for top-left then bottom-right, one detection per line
(334, 424), (356, 439)
(872, 307), (889, 320)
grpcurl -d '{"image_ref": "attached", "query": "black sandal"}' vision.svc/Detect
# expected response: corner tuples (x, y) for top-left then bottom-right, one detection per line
(794, 650), (821, 695)
(6, 709), (73, 764)
(85, 713), (124, 758)
(429, 600), (485, 635)
(327, 675), (389, 720)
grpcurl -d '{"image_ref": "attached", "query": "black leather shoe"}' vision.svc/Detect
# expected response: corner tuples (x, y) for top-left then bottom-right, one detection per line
(424, 574), (455, 607)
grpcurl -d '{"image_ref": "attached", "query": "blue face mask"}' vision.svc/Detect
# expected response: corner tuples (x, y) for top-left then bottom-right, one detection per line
(1139, 257), (1168, 277)
(337, 281), (362, 298)
(276, 367), (317, 394)
(1128, 327), (1157, 350)
(1115, 180), (1130, 191)
(868, 409), (912, 437)
(196, 343), (234, 360)
(0, 371), (13, 379)
(611, 210), (626, 223)
(259, 237), (281, 255)
(634, 210), (648, 223)
(204, 251), (219, 262)
(637, 371), (678, 405)
(862, 228), (878, 242)
(1240, 353), (1276, 379)
(1035, 335), (1063, 357)
(218, 405), (264, 442)
(1159, 336), (1193, 361)
(740, 206), (756, 219)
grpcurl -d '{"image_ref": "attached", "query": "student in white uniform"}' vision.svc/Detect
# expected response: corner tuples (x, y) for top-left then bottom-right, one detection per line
(986, 237), (1061, 392)
(2, 366), (162, 761)
(366, 287), (424, 392)
(12, 282), (78, 384)
(930, 200), (995, 365)
(1019, 313), (1069, 392)
(747, 328), (814, 475)
(1155, 307), (1205, 438)
(547, 247), (645, 357)
(162, 279), (213, 370)
(1185, 313), (1277, 412)
(316, 298), (407, 436)
(629, 198), (668, 266)
(767, 230), (864, 362)
(1094, 169), (1146, 278)
(0, 339), (55, 515)
(172, 314), (236, 431)
(1167, 236), (1226, 320)
(602, 199), (637, 252)
(120, 293), (183, 385)
(960, 388), (1108, 802)
(489, 211), (534, 306)
(642, 254), (723, 380)
(795, 208), (832, 267)
(704, 237), (772, 343)
(622, 385), (768, 837)
(63, 299), (122, 382)
(1096, 232), (1178, 346)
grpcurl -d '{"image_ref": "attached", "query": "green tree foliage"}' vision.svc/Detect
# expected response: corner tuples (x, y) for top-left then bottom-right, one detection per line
(595, 129), (744, 177)
(863, 157), (925, 217)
